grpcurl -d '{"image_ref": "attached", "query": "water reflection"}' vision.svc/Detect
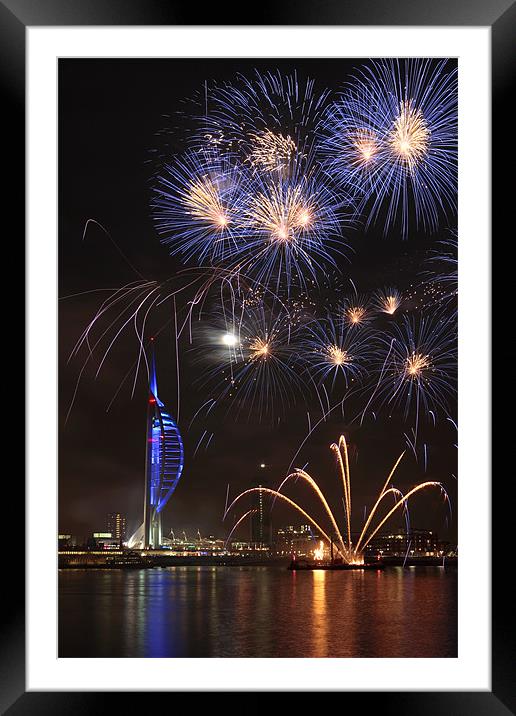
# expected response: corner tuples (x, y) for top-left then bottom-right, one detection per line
(59, 566), (457, 658)
(311, 571), (328, 657)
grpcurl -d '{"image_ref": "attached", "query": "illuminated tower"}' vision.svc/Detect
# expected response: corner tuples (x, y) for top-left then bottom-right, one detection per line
(143, 349), (184, 549)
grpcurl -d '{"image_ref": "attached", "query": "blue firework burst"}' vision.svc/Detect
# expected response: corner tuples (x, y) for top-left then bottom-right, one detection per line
(152, 148), (251, 265)
(319, 59), (458, 236)
(193, 69), (331, 172)
(238, 157), (352, 291)
(301, 315), (373, 392)
(194, 298), (304, 422)
(372, 308), (457, 427)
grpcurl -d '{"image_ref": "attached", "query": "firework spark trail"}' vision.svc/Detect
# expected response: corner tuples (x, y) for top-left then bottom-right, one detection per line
(286, 394), (357, 474)
(447, 417), (458, 432)
(224, 483), (230, 518)
(60, 287), (124, 300)
(193, 430), (208, 458)
(173, 296), (181, 423)
(276, 470), (347, 557)
(353, 451), (406, 552)
(94, 287), (164, 380)
(188, 398), (217, 430)
(359, 481), (449, 551)
(224, 509), (257, 549)
(82, 218), (147, 280)
(68, 281), (155, 362)
(64, 283), (160, 423)
(330, 439), (352, 550)
(130, 293), (162, 399)
(359, 338), (395, 427)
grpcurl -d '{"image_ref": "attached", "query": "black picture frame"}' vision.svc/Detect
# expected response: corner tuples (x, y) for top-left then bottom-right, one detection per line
(3, 0), (506, 711)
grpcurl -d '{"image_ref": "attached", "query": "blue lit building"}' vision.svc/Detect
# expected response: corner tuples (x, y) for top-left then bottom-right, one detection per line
(143, 350), (184, 548)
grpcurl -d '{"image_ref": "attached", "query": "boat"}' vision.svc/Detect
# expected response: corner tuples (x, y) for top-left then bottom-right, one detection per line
(288, 559), (384, 571)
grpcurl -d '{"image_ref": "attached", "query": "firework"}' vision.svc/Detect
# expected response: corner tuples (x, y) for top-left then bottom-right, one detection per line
(301, 316), (372, 391)
(340, 292), (372, 327)
(371, 308), (457, 432)
(193, 69), (331, 174)
(373, 287), (403, 315)
(152, 149), (251, 265)
(319, 59), (458, 236)
(225, 434), (449, 564)
(424, 233), (458, 304)
(238, 158), (350, 290)
(247, 129), (298, 173)
(194, 299), (303, 422)
(153, 146), (348, 289)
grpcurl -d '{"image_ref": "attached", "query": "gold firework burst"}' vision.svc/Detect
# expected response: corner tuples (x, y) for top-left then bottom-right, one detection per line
(184, 177), (229, 228)
(351, 128), (380, 165)
(325, 344), (351, 366)
(388, 99), (430, 171)
(248, 129), (297, 172)
(405, 352), (432, 378)
(247, 184), (315, 243)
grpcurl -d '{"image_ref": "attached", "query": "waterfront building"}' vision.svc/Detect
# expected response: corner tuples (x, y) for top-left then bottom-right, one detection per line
(87, 532), (120, 550)
(364, 528), (451, 558)
(275, 524), (319, 556)
(58, 533), (77, 548)
(106, 512), (127, 543)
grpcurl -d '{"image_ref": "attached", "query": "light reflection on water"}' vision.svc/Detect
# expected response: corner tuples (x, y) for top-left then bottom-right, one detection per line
(59, 566), (457, 658)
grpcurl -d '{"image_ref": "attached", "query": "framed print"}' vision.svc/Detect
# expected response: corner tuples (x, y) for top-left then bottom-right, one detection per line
(3, 0), (509, 710)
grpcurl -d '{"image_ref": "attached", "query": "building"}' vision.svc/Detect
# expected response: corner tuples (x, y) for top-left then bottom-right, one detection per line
(275, 524), (319, 557)
(58, 534), (77, 548)
(87, 532), (120, 550)
(250, 482), (272, 547)
(143, 346), (184, 548)
(364, 528), (451, 559)
(106, 513), (127, 543)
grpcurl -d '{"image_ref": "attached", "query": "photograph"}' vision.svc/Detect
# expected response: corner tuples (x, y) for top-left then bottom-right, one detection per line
(58, 56), (459, 660)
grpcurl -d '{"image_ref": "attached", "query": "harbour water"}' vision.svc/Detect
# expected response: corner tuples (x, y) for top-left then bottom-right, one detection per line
(59, 565), (457, 658)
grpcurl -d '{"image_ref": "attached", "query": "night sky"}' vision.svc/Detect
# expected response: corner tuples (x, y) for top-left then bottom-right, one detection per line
(59, 59), (457, 543)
